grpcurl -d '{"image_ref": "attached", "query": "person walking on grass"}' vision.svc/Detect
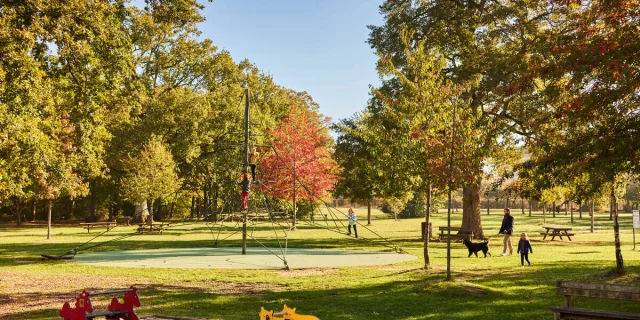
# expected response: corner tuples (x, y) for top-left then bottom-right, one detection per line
(499, 207), (514, 256)
(347, 208), (358, 238)
(238, 172), (251, 211)
(517, 232), (533, 267)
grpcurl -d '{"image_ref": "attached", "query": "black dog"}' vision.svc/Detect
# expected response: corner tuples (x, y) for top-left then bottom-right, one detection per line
(463, 238), (491, 258)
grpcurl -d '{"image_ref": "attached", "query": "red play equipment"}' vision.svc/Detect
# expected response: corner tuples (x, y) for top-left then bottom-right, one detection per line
(59, 286), (140, 320)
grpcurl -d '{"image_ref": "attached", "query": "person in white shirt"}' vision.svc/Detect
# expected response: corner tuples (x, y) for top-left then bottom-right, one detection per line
(347, 208), (358, 238)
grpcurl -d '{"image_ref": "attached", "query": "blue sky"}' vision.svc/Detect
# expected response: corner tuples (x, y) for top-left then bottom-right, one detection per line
(198, 0), (385, 122)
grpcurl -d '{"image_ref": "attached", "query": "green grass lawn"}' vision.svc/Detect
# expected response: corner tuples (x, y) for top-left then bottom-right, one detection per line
(1, 208), (639, 319)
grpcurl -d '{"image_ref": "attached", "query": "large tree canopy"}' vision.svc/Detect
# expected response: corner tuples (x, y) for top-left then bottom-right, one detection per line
(261, 94), (339, 228)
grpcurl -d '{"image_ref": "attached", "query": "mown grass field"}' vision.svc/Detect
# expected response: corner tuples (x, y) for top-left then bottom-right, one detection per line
(1, 208), (639, 319)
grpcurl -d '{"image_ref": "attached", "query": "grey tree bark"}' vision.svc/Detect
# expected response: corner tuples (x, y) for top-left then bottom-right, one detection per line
(461, 182), (484, 239)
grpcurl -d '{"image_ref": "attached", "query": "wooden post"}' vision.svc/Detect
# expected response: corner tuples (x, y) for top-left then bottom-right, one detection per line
(563, 295), (574, 308)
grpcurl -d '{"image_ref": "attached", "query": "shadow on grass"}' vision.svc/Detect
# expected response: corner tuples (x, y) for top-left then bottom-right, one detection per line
(4, 262), (640, 320)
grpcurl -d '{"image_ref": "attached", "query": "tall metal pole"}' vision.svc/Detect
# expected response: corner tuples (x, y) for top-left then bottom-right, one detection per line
(446, 101), (456, 281)
(242, 88), (250, 255)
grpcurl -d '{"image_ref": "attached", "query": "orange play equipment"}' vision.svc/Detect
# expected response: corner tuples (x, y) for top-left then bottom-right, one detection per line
(259, 305), (319, 320)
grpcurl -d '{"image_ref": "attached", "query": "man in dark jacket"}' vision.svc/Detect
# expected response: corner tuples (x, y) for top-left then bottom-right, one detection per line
(499, 208), (514, 256)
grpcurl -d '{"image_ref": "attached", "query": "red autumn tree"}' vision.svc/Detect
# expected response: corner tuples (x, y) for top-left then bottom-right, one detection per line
(260, 101), (339, 229)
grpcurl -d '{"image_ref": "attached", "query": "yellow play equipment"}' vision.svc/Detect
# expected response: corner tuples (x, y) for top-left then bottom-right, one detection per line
(259, 304), (319, 320)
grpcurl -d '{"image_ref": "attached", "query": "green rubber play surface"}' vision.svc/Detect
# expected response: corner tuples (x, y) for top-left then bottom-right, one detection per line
(73, 247), (416, 269)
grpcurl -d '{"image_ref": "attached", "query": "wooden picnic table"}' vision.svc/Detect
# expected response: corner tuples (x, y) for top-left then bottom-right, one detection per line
(137, 222), (171, 234)
(540, 226), (574, 241)
(79, 222), (117, 233)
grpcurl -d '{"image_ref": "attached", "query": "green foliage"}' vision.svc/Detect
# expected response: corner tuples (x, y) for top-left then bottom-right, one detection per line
(380, 193), (446, 218)
(120, 136), (181, 203)
(0, 0), (323, 223)
(295, 199), (319, 219)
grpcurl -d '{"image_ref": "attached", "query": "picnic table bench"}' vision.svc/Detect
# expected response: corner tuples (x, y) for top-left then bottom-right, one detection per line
(114, 217), (131, 226)
(540, 226), (575, 241)
(549, 281), (640, 319)
(79, 222), (117, 233)
(137, 222), (171, 234)
(438, 226), (474, 242)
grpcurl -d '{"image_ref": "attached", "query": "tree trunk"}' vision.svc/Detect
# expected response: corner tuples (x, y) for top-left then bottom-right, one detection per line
(610, 198), (613, 220)
(169, 202), (176, 219)
(590, 200), (595, 233)
(367, 199), (372, 225)
(542, 204), (546, 224)
(214, 185), (219, 214)
(292, 178), (297, 230)
(33, 200), (37, 222)
(147, 199), (154, 226)
(190, 195), (195, 219)
(528, 200), (532, 217)
(71, 200), (76, 221)
(521, 197), (525, 215)
(135, 200), (149, 224)
(47, 199), (52, 240)
(552, 202), (556, 218)
(12, 198), (24, 226)
(579, 201), (583, 219)
(461, 182), (483, 239)
(203, 188), (208, 216)
(570, 201), (574, 223)
(424, 184), (432, 269)
(486, 198), (490, 215)
(612, 186), (624, 274)
(156, 198), (163, 221)
(195, 197), (201, 219)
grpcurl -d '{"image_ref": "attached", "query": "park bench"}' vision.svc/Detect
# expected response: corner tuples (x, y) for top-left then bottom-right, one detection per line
(438, 226), (473, 242)
(548, 281), (640, 319)
(59, 286), (140, 320)
(137, 222), (170, 234)
(114, 217), (131, 226)
(79, 222), (117, 234)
